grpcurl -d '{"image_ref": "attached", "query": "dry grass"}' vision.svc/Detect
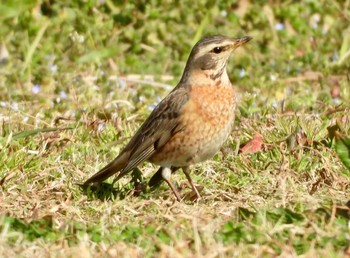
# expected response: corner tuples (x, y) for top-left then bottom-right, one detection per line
(1, 1), (350, 257)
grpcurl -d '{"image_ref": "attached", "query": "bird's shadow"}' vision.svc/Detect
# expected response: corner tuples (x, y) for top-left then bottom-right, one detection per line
(79, 168), (147, 201)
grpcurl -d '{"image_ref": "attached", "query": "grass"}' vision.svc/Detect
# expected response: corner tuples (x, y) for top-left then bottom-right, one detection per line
(0, 0), (350, 257)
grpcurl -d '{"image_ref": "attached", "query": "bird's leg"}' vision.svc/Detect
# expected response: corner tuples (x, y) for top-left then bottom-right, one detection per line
(149, 166), (179, 187)
(162, 167), (182, 202)
(182, 167), (201, 200)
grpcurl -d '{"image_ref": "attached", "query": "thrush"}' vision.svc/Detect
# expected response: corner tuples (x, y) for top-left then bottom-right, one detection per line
(84, 35), (252, 201)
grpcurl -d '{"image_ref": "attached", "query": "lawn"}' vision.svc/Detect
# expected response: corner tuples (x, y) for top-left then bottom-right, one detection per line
(0, 0), (349, 257)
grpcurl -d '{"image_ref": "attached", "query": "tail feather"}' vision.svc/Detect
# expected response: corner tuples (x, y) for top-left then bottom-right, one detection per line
(84, 152), (129, 185)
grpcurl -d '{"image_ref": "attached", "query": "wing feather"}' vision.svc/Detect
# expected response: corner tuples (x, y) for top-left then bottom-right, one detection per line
(84, 87), (189, 184)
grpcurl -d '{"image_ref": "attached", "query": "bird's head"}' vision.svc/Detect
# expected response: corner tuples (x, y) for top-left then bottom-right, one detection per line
(181, 35), (252, 83)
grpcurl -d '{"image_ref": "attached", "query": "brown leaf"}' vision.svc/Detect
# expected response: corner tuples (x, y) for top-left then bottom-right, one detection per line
(330, 85), (340, 99)
(296, 130), (313, 147)
(239, 134), (264, 154)
(329, 77), (341, 99)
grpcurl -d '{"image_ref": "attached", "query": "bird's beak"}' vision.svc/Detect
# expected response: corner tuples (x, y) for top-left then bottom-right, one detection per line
(230, 36), (252, 49)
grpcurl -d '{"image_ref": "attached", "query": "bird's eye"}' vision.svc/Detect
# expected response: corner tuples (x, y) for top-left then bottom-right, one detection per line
(212, 47), (223, 54)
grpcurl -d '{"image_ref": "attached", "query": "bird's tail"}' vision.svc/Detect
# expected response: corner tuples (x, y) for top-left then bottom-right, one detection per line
(84, 153), (128, 185)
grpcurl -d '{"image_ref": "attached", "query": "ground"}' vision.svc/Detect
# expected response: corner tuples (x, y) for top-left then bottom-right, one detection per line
(0, 1), (349, 257)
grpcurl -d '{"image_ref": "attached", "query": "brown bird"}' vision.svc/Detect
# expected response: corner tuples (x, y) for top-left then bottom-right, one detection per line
(84, 35), (252, 201)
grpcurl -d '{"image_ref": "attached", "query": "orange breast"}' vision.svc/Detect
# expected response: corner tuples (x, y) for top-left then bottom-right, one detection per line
(150, 84), (236, 167)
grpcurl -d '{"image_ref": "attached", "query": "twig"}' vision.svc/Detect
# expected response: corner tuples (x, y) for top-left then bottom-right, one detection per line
(83, 74), (174, 89)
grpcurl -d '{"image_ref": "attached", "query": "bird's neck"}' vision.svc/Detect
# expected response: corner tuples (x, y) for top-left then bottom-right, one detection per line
(180, 67), (232, 88)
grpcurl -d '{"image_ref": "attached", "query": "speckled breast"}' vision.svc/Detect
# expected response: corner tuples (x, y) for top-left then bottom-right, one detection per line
(150, 84), (236, 167)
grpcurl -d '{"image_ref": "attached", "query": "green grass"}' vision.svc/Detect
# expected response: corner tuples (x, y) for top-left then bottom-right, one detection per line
(0, 0), (350, 257)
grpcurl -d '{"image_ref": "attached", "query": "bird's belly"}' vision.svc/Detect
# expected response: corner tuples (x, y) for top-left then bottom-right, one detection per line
(150, 85), (235, 167)
(188, 119), (232, 163)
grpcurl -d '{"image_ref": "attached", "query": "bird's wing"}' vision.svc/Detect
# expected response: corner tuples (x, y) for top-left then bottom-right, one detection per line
(84, 87), (189, 184)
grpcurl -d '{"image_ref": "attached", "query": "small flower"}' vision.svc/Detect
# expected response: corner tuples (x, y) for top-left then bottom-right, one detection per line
(69, 31), (85, 43)
(148, 104), (157, 111)
(310, 14), (320, 29)
(138, 96), (144, 102)
(60, 90), (68, 99)
(274, 22), (285, 31)
(118, 78), (127, 89)
(49, 64), (58, 73)
(220, 10), (227, 17)
(148, 96), (162, 110)
(11, 102), (18, 111)
(31, 84), (41, 94)
(332, 98), (341, 105)
(97, 123), (104, 132)
(239, 68), (245, 78)
(332, 51), (339, 62)
(45, 54), (55, 60)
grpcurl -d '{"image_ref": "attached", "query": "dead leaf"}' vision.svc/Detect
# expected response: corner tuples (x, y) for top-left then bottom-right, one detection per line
(324, 107), (347, 115)
(330, 78), (341, 98)
(239, 134), (264, 154)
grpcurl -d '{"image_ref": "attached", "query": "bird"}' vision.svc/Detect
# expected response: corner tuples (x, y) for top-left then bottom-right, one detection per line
(84, 35), (252, 201)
